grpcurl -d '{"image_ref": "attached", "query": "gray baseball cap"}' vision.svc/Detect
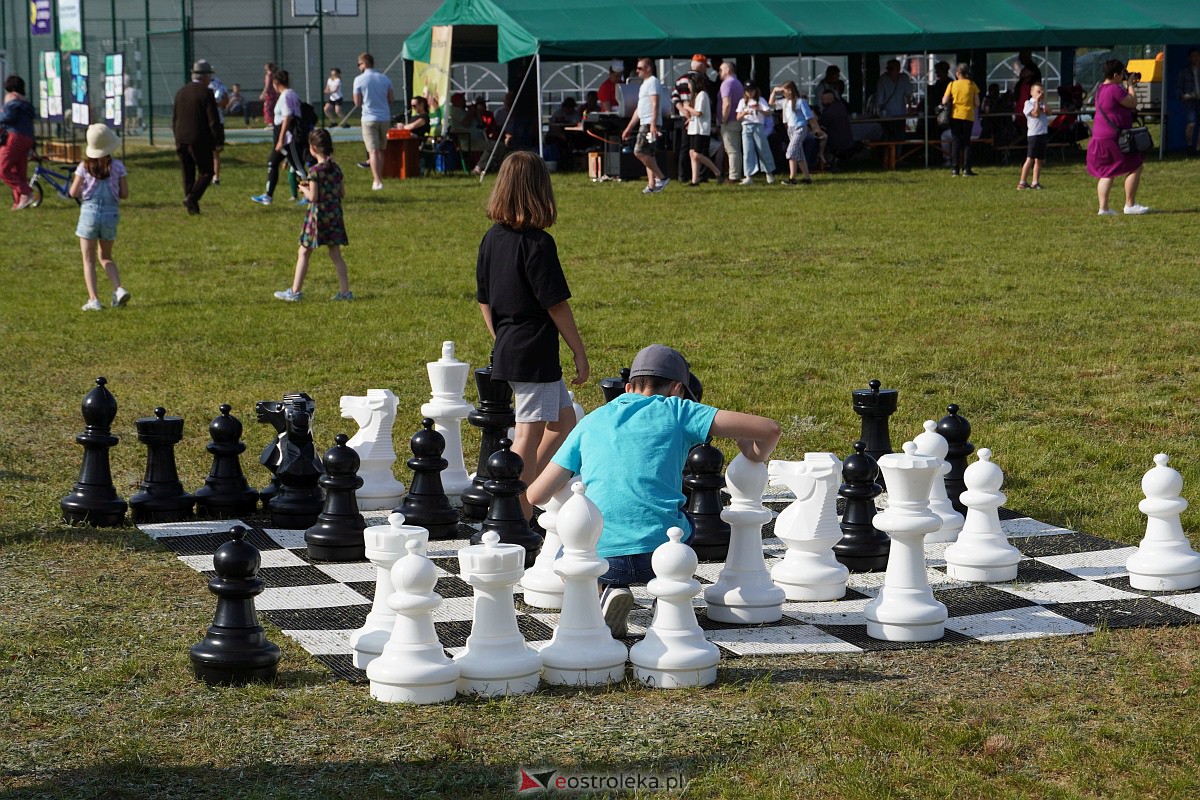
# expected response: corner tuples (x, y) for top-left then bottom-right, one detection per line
(629, 344), (702, 401)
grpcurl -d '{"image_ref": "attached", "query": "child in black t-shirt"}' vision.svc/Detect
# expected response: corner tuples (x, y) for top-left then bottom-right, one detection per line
(476, 151), (589, 519)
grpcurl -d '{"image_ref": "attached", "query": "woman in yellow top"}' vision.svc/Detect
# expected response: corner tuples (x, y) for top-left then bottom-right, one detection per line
(941, 63), (980, 176)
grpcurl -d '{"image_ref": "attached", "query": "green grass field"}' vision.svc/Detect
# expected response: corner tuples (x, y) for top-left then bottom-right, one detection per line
(2, 142), (1200, 799)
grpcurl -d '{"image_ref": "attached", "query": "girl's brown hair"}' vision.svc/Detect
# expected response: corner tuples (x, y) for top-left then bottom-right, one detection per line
(84, 155), (112, 180)
(309, 128), (334, 156)
(485, 151), (556, 230)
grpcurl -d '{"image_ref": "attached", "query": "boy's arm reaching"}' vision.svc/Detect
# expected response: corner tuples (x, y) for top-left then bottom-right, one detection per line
(709, 410), (782, 463)
(526, 462), (574, 508)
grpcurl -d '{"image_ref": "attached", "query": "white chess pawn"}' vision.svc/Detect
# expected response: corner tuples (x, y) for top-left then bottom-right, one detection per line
(1127, 454), (1200, 591)
(350, 512), (428, 668)
(519, 481), (573, 610)
(568, 390), (585, 423)
(367, 539), (460, 703)
(540, 483), (628, 685)
(768, 453), (849, 601)
(454, 531), (542, 696)
(421, 341), (472, 498)
(704, 454), (785, 623)
(913, 420), (965, 543)
(944, 449), (1021, 583)
(864, 442), (947, 642)
(340, 389), (406, 511)
(630, 527), (719, 688)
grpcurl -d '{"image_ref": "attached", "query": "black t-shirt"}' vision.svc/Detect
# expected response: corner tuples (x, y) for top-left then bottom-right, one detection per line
(475, 223), (571, 382)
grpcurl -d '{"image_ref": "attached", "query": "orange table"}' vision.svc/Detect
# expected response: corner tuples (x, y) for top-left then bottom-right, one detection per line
(383, 129), (421, 179)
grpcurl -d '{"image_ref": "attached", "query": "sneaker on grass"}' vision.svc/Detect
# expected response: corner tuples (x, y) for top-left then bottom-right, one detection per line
(112, 287), (130, 308)
(273, 289), (302, 302)
(250, 194), (273, 206)
(600, 586), (636, 638)
(331, 291), (354, 301)
(81, 298), (103, 312)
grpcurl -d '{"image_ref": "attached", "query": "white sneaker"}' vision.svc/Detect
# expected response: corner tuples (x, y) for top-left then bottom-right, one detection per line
(371, 181), (384, 191)
(739, 176), (754, 185)
(765, 173), (775, 184)
(273, 288), (303, 302)
(1097, 208), (1118, 216)
(1123, 204), (1150, 215)
(111, 287), (131, 308)
(651, 178), (669, 192)
(81, 298), (103, 311)
(599, 586), (636, 638)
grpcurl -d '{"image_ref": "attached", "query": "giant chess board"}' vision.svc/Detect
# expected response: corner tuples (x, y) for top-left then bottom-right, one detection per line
(140, 507), (1200, 683)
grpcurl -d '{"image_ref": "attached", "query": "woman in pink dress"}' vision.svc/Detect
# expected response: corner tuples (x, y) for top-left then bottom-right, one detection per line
(1086, 59), (1148, 216)
(260, 62), (279, 127)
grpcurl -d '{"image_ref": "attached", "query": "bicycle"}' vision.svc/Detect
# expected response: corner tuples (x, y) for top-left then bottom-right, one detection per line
(28, 152), (80, 208)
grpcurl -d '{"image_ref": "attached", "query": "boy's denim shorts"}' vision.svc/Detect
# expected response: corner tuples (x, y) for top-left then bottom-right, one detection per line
(599, 530), (693, 587)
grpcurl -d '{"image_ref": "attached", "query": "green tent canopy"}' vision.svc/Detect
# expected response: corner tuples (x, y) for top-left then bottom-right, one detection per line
(402, 0), (1200, 63)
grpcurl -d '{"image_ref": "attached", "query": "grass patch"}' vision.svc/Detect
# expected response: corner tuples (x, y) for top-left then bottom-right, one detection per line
(2, 143), (1200, 797)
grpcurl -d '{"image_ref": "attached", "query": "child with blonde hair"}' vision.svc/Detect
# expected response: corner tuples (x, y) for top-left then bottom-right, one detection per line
(69, 124), (130, 311)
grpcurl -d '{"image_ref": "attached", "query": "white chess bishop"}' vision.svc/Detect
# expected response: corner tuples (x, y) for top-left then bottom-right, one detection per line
(340, 389), (406, 511)
(703, 454), (785, 623)
(864, 442), (948, 642)
(912, 420), (964, 543)
(519, 481), (573, 610)
(943, 449), (1021, 583)
(768, 453), (849, 601)
(454, 531), (542, 696)
(421, 341), (473, 498)
(350, 512), (427, 668)
(630, 527), (719, 688)
(539, 483), (628, 686)
(1126, 454), (1200, 591)
(367, 538), (460, 704)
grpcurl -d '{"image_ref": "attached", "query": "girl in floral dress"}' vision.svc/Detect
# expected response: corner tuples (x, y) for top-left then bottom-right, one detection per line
(274, 128), (353, 301)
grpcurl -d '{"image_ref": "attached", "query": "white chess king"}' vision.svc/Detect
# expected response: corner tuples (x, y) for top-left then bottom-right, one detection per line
(422, 341), (473, 498)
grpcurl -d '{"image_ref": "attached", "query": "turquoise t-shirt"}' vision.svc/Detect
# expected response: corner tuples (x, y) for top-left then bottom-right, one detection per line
(552, 393), (718, 559)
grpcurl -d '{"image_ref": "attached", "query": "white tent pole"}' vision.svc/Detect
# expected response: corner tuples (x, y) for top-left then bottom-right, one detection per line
(478, 50), (539, 180)
(536, 52), (544, 159)
(923, 50), (929, 167)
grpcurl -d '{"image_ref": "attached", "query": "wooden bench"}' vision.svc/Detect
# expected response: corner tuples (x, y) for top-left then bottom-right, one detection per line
(864, 138), (994, 170)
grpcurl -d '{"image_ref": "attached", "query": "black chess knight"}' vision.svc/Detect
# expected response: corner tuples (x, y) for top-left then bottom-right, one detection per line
(266, 393), (324, 529)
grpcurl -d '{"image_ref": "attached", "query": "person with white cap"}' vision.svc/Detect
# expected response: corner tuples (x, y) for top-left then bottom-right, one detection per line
(171, 58), (222, 214)
(69, 124), (131, 312)
(597, 59), (624, 113)
(527, 344), (780, 636)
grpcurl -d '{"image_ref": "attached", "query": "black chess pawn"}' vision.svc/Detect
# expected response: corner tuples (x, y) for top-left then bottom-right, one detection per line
(852, 379), (898, 489)
(255, 399), (287, 508)
(599, 366), (632, 402)
(305, 434), (367, 561)
(194, 404), (260, 519)
(397, 418), (460, 540)
(460, 365), (515, 522)
(684, 439), (731, 561)
(268, 394), (324, 529)
(470, 438), (541, 568)
(190, 525), (281, 686)
(61, 376), (128, 527)
(833, 441), (889, 572)
(936, 403), (974, 515)
(129, 407), (195, 523)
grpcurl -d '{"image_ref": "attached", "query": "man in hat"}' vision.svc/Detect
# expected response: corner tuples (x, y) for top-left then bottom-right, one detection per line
(527, 343), (781, 636)
(172, 59), (223, 215)
(597, 59), (624, 113)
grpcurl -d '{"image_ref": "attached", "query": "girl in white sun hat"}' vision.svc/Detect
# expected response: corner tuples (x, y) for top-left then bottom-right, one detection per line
(69, 123), (130, 311)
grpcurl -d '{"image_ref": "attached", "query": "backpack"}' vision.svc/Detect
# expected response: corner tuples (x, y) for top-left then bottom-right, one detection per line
(297, 101), (319, 133)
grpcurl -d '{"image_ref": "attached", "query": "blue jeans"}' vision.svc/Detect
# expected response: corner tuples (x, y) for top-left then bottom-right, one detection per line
(742, 122), (775, 177)
(599, 529), (693, 587)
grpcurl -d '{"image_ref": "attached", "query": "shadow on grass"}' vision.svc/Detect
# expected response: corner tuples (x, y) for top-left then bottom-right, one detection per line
(719, 664), (901, 686)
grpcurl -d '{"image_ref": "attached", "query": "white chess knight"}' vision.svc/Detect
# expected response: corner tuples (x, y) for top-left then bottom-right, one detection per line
(864, 442), (948, 642)
(367, 538), (460, 704)
(913, 420), (965, 543)
(703, 454), (785, 623)
(539, 483), (628, 686)
(520, 481), (573, 610)
(351, 512), (428, 669)
(421, 341), (472, 498)
(943, 449), (1021, 583)
(767, 453), (849, 601)
(340, 389), (406, 511)
(454, 531), (542, 696)
(630, 527), (719, 688)
(1126, 454), (1200, 591)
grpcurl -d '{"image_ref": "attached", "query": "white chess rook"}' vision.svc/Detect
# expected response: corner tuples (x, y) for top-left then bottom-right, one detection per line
(367, 539), (460, 704)
(1127, 453), (1200, 591)
(422, 341), (473, 498)
(341, 389), (407, 511)
(768, 453), (849, 601)
(943, 449), (1021, 583)
(864, 442), (948, 642)
(913, 420), (965, 544)
(539, 483), (628, 685)
(350, 512), (428, 668)
(520, 481), (573, 610)
(630, 527), (719, 688)
(454, 531), (542, 696)
(704, 454), (785, 623)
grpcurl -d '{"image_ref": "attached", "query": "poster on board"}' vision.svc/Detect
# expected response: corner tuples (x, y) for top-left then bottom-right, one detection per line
(105, 54), (125, 129)
(40, 51), (64, 121)
(70, 52), (90, 127)
(57, 0), (83, 51)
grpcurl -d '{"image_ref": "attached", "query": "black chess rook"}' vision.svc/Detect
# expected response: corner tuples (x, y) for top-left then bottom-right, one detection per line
(936, 404), (974, 515)
(470, 437), (541, 567)
(193, 404), (260, 519)
(852, 379), (898, 490)
(684, 439), (731, 561)
(190, 525), (281, 686)
(130, 407), (195, 523)
(833, 441), (890, 572)
(61, 376), (128, 527)
(305, 433), (367, 561)
(397, 418), (460, 540)
(460, 365), (515, 522)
